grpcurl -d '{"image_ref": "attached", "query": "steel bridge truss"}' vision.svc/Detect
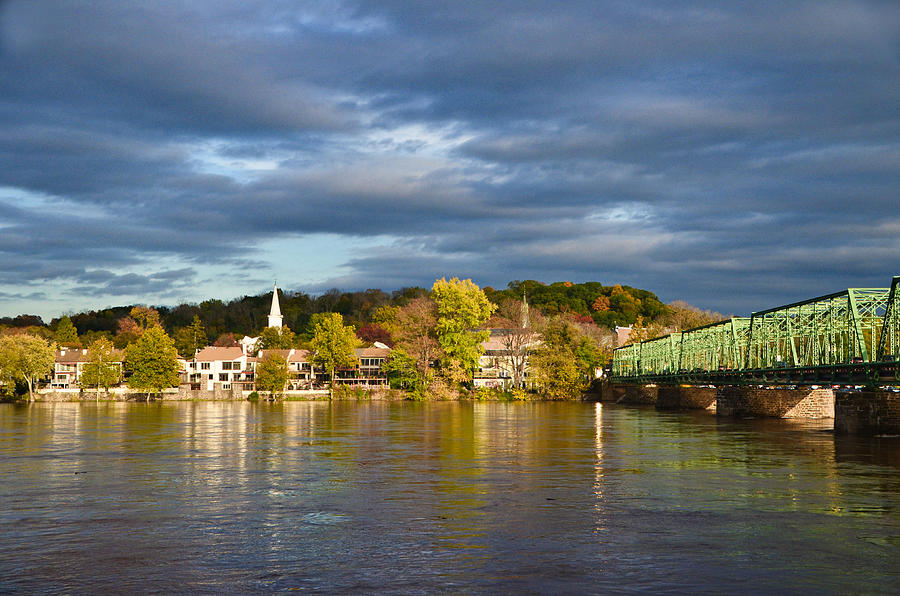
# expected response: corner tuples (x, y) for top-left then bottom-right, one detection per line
(612, 276), (900, 387)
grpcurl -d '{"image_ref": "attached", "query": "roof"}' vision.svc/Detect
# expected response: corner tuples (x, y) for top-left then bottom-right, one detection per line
(195, 346), (245, 361)
(56, 348), (124, 363)
(355, 347), (391, 358)
(257, 348), (310, 363)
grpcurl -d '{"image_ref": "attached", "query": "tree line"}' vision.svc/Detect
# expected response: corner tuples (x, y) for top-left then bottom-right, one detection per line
(0, 278), (725, 400)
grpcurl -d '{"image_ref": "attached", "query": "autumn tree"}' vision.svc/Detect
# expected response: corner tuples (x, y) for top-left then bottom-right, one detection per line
(80, 337), (121, 399)
(490, 298), (543, 389)
(255, 352), (289, 397)
(125, 326), (180, 399)
(431, 277), (496, 384)
(54, 316), (80, 347)
(356, 323), (392, 346)
(591, 295), (610, 312)
(393, 297), (440, 379)
(130, 306), (161, 329)
(0, 334), (56, 402)
(665, 301), (726, 331)
(309, 313), (358, 392)
(114, 316), (143, 348)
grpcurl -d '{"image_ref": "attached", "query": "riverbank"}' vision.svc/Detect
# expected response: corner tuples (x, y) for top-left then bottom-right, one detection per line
(26, 386), (577, 403)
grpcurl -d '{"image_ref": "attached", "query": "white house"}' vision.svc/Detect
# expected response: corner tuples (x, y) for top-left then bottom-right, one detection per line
(186, 346), (255, 392)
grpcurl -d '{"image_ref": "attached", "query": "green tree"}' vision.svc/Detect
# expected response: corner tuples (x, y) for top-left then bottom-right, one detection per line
(381, 349), (421, 390)
(0, 334), (56, 402)
(80, 337), (121, 399)
(530, 317), (601, 399)
(309, 313), (358, 392)
(255, 351), (289, 397)
(431, 277), (496, 384)
(257, 326), (296, 351)
(173, 315), (207, 358)
(125, 326), (180, 399)
(54, 316), (80, 347)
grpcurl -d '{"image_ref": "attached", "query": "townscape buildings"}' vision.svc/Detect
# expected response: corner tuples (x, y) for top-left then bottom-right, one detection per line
(48, 285), (533, 395)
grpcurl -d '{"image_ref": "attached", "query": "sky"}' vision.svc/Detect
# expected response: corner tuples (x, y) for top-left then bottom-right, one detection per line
(1, 1), (899, 322)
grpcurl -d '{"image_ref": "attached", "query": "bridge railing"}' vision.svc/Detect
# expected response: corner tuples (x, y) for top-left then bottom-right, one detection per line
(746, 288), (888, 369)
(611, 277), (900, 386)
(877, 276), (900, 361)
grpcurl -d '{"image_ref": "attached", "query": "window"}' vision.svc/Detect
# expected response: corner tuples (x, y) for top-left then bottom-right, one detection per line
(222, 361), (233, 370)
(201, 362), (210, 370)
(233, 361), (241, 370)
(219, 373), (228, 382)
(223, 383), (231, 390)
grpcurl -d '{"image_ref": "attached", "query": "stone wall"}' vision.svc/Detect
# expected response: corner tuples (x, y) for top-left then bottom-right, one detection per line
(36, 386), (245, 401)
(835, 391), (900, 435)
(656, 386), (716, 411)
(619, 384), (658, 405)
(716, 386), (834, 419)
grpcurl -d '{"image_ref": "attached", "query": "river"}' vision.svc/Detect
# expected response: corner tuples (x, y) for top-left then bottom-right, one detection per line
(0, 401), (898, 594)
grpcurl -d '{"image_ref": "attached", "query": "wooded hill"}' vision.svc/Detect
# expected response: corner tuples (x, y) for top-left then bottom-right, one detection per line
(3, 280), (718, 346)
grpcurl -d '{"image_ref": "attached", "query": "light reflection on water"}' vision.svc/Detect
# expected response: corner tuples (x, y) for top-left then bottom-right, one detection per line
(0, 401), (898, 594)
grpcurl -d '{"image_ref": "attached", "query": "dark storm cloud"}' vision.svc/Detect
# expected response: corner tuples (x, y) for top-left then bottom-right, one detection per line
(1, 0), (899, 316)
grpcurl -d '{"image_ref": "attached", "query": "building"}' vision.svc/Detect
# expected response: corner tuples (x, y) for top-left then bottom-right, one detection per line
(474, 329), (541, 389)
(186, 346), (255, 392)
(267, 282), (283, 329)
(327, 344), (391, 387)
(51, 347), (124, 389)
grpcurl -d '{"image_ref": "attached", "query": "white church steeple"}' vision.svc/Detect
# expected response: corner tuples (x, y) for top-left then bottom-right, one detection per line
(267, 282), (283, 329)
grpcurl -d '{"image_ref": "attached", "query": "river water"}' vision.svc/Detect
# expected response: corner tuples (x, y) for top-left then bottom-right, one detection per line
(0, 401), (898, 594)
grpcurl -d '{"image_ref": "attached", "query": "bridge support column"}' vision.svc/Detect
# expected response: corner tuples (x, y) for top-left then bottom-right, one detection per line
(835, 391), (900, 435)
(656, 385), (717, 411)
(619, 385), (658, 405)
(716, 386), (835, 419)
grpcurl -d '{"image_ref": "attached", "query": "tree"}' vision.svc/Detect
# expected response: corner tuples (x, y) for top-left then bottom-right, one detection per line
(54, 316), (80, 347)
(309, 313), (358, 392)
(393, 297), (441, 378)
(257, 326), (296, 352)
(356, 323), (392, 346)
(125, 326), (180, 399)
(173, 315), (207, 358)
(665, 301), (726, 331)
(130, 306), (161, 329)
(591, 295), (611, 312)
(114, 316), (143, 348)
(529, 317), (601, 399)
(431, 277), (496, 384)
(381, 349), (421, 390)
(255, 352), (289, 397)
(0, 334), (56, 402)
(489, 298), (543, 389)
(80, 337), (121, 399)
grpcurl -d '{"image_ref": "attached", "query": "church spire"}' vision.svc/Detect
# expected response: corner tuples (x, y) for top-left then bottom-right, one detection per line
(522, 292), (530, 328)
(268, 282), (283, 329)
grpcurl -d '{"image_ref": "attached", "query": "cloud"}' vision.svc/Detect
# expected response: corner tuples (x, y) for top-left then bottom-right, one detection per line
(1, 0), (899, 318)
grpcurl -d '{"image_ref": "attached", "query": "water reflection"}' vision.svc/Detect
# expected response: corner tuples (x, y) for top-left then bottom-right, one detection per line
(0, 401), (898, 593)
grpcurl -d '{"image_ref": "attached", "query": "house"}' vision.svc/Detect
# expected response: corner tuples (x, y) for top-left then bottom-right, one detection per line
(51, 347), (124, 389)
(474, 329), (541, 389)
(186, 346), (255, 392)
(329, 344), (391, 387)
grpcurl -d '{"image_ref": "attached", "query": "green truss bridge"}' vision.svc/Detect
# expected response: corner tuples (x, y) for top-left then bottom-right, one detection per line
(611, 276), (900, 387)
